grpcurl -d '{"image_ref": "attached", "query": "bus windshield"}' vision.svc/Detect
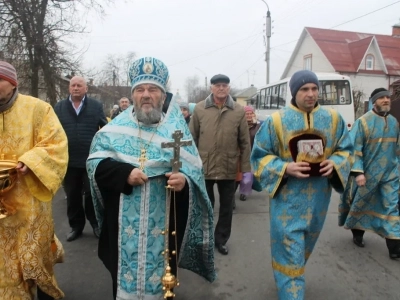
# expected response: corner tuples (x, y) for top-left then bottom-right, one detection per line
(318, 80), (352, 105)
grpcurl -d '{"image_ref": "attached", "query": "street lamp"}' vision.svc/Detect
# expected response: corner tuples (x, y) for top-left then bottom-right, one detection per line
(195, 67), (207, 89)
(261, 0), (271, 84)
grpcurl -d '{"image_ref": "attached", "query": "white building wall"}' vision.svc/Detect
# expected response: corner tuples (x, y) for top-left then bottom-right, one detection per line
(285, 34), (335, 77)
(346, 74), (388, 101)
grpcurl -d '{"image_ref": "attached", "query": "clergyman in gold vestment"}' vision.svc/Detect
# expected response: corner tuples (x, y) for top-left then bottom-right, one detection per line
(0, 61), (68, 299)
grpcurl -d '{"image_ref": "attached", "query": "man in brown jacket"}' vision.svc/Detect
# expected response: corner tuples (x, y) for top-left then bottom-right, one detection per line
(190, 74), (251, 255)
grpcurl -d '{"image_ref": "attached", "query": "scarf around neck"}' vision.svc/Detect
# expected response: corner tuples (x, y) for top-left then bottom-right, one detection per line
(0, 88), (18, 113)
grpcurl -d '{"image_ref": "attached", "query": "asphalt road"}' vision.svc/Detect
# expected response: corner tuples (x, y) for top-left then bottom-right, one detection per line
(52, 188), (400, 300)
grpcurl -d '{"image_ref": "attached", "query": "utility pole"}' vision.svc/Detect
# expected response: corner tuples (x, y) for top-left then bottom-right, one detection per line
(262, 1), (271, 85)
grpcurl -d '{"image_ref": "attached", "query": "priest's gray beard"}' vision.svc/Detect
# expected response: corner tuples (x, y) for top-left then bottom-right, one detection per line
(134, 100), (163, 125)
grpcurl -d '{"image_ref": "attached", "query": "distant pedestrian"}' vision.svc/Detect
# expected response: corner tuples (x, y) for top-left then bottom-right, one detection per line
(108, 104), (119, 122)
(179, 102), (191, 124)
(111, 97), (130, 119)
(54, 76), (107, 242)
(190, 74), (251, 255)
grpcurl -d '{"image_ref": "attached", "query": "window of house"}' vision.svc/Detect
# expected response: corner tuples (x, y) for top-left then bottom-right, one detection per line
(304, 55), (312, 70)
(366, 54), (374, 70)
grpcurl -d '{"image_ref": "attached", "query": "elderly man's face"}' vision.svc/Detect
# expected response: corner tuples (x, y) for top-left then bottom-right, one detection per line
(295, 83), (319, 112)
(119, 97), (130, 110)
(69, 76), (88, 100)
(0, 78), (16, 104)
(374, 95), (391, 113)
(211, 82), (230, 101)
(132, 84), (165, 124)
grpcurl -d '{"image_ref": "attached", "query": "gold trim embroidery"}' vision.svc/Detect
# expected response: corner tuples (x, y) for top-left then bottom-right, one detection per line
(367, 138), (397, 144)
(272, 260), (305, 277)
(349, 210), (400, 221)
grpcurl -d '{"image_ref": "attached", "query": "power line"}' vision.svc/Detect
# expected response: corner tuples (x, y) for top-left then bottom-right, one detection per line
(225, 34), (262, 70)
(331, 1), (400, 29)
(237, 1), (400, 84)
(167, 32), (262, 67)
(269, 1), (400, 51)
(232, 54), (264, 83)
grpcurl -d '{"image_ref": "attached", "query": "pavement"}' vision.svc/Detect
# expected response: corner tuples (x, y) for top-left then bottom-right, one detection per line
(52, 188), (400, 300)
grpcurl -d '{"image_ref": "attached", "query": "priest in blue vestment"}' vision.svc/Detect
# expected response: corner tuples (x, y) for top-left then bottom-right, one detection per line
(86, 57), (216, 300)
(339, 87), (400, 259)
(251, 70), (353, 300)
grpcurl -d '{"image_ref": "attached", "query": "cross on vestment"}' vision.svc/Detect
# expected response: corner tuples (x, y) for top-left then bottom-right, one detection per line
(161, 130), (192, 173)
(138, 149), (147, 171)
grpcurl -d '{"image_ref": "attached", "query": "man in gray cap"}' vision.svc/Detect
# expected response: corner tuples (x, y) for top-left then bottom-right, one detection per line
(190, 73), (251, 255)
(339, 87), (400, 259)
(251, 70), (353, 299)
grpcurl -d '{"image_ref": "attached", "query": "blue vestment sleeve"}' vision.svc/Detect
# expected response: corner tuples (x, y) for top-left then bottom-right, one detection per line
(350, 118), (364, 173)
(251, 116), (289, 199)
(327, 114), (354, 193)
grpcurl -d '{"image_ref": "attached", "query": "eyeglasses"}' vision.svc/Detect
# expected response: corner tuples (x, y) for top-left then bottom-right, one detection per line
(212, 83), (229, 89)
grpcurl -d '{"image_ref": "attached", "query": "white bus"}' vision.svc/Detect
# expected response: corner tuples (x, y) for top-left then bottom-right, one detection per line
(254, 73), (355, 129)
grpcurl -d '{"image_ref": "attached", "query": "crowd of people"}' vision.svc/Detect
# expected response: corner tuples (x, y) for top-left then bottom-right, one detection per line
(0, 57), (399, 300)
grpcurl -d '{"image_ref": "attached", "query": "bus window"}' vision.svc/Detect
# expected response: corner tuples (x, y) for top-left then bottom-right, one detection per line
(318, 80), (351, 105)
(271, 85), (279, 109)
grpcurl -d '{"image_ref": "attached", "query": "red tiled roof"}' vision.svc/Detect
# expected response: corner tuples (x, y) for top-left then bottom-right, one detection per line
(306, 27), (400, 75)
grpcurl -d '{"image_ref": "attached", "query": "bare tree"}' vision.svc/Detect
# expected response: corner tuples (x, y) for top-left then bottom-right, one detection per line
(352, 89), (365, 119)
(0, 0), (111, 106)
(184, 75), (210, 103)
(97, 52), (136, 86)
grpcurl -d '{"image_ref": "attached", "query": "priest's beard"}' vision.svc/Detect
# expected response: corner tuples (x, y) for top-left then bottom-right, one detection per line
(134, 100), (163, 125)
(375, 103), (390, 113)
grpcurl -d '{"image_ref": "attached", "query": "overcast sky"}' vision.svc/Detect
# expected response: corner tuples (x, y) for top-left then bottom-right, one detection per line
(81, 0), (400, 99)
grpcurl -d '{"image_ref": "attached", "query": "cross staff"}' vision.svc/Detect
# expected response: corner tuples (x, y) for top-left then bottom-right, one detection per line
(161, 130), (192, 173)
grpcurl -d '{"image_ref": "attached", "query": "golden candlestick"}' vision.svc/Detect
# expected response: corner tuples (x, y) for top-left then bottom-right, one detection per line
(0, 155), (18, 219)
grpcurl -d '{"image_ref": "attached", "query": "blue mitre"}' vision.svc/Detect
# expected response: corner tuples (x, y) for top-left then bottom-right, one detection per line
(129, 57), (169, 92)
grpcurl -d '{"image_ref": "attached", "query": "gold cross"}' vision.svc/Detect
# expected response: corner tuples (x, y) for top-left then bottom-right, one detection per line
(282, 188), (294, 202)
(300, 207), (313, 223)
(139, 149), (147, 171)
(301, 183), (317, 201)
(287, 281), (301, 298)
(278, 209), (293, 227)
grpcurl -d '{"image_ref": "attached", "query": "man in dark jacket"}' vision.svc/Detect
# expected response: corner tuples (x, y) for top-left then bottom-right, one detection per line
(55, 76), (107, 242)
(111, 97), (130, 120)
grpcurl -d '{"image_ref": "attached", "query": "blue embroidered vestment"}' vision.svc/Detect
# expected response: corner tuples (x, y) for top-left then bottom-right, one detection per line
(339, 111), (400, 239)
(87, 101), (216, 300)
(251, 104), (353, 300)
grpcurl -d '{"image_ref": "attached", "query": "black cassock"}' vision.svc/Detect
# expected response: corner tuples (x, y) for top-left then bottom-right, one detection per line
(94, 158), (189, 299)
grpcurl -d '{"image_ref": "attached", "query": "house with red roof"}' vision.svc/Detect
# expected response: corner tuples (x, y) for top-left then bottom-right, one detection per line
(281, 22), (400, 103)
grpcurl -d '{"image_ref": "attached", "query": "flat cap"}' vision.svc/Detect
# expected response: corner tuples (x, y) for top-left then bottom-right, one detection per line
(210, 74), (230, 85)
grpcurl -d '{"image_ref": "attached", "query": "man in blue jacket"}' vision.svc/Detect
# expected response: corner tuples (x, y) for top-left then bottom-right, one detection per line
(55, 76), (107, 242)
